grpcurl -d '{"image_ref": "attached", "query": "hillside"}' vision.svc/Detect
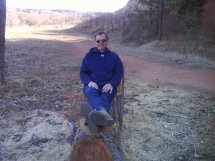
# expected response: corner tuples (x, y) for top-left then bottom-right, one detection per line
(70, 0), (215, 68)
(74, 0), (215, 42)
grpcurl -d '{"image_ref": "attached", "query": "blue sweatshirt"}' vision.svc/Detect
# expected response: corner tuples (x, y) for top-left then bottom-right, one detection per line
(80, 47), (123, 88)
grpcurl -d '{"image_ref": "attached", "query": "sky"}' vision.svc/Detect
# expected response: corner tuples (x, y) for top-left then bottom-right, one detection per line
(7, 0), (129, 12)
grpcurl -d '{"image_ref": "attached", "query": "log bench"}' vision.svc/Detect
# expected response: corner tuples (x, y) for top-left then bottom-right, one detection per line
(70, 76), (125, 161)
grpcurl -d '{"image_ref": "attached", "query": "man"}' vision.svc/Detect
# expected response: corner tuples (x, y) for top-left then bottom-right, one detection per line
(80, 31), (123, 133)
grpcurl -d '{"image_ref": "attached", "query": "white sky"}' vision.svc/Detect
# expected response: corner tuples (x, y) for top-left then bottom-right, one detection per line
(7, 0), (129, 12)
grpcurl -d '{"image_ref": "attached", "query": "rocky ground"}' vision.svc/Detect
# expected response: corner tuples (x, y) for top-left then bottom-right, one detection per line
(0, 29), (215, 161)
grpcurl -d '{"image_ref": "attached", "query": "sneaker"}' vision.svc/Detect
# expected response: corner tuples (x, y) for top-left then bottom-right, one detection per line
(80, 103), (93, 119)
(89, 108), (115, 127)
(80, 103), (99, 134)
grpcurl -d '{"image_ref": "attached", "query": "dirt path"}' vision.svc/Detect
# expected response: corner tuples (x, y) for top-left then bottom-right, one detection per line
(121, 55), (215, 92)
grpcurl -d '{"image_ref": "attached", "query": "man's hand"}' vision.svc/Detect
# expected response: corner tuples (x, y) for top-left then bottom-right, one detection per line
(88, 81), (98, 90)
(102, 83), (113, 93)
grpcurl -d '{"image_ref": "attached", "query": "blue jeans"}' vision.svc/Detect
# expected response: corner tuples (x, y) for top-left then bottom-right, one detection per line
(83, 85), (116, 111)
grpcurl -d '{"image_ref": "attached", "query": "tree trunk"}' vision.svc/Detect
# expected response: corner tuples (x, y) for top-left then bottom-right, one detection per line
(148, 0), (154, 36)
(158, 0), (165, 40)
(69, 119), (123, 161)
(0, 0), (6, 84)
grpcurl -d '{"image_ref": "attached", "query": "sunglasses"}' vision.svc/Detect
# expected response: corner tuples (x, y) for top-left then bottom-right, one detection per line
(96, 39), (106, 43)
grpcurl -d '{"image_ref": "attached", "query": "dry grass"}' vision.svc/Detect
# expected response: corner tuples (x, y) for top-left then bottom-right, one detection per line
(109, 40), (215, 70)
(121, 79), (215, 161)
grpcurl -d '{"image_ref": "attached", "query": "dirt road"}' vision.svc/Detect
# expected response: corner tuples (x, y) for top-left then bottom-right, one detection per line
(63, 33), (215, 92)
(121, 55), (215, 92)
(1, 30), (214, 161)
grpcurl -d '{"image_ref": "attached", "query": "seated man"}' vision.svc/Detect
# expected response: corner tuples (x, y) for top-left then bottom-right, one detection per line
(80, 31), (123, 133)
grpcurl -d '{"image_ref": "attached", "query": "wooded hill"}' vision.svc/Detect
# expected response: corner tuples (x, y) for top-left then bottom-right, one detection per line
(76, 0), (214, 43)
(74, 0), (215, 61)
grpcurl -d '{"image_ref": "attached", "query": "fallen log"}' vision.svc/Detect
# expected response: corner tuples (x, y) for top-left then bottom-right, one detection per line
(65, 77), (125, 161)
(69, 118), (123, 161)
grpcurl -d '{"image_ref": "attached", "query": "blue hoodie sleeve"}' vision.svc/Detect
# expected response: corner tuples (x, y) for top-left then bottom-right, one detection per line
(109, 55), (123, 87)
(80, 56), (92, 85)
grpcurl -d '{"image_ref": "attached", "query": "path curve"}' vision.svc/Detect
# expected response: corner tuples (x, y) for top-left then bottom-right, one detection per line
(121, 55), (215, 91)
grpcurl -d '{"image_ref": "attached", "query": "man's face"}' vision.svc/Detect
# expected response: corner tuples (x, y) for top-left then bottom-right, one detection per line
(95, 34), (108, 52)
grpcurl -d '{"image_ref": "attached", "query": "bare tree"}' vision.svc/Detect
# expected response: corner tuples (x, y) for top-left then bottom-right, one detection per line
(0, 0), (6, 84)
(158, 0), (165, 40)
(136, 0), (177, 40)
